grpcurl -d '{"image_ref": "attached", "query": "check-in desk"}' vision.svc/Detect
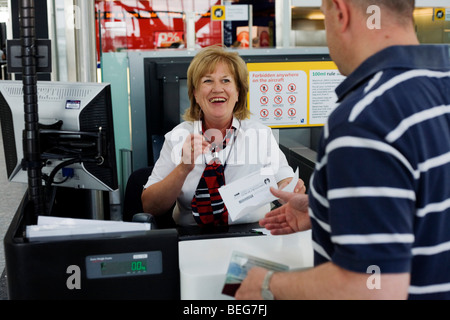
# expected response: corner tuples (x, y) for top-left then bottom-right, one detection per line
(4, 192), (314, 300)
(179, 230), (313, 300)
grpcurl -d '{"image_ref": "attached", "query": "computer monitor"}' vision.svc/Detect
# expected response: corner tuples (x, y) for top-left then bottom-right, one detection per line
(0, 80), (118, 192)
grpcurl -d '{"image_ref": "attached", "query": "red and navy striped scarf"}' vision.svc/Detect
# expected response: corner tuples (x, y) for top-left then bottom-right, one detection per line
(191, 126), (234, 226)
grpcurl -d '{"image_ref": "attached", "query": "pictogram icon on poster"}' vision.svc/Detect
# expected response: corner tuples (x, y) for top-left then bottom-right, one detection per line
(288, 83), (296, 92)
(260, 96), (269, 105)
(288, 108), (296, 117)
(260, 84), (269, 93)
(274, 95), (283, 104)
(274, 84), (283, 92)
(288, 95), (296, 104)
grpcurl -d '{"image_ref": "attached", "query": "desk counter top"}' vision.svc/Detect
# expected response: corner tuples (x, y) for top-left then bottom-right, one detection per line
(178, 230), (313, 300)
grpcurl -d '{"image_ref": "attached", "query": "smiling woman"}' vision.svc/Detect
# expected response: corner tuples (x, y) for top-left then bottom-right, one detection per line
(193, 62), (239, 132)
(141, 45), (303, 227)
(184, 45), (250, 123)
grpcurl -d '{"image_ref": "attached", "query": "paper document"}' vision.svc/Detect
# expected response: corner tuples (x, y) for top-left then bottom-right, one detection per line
(219, 167), (299, 222)
(26, 216), (151, 242)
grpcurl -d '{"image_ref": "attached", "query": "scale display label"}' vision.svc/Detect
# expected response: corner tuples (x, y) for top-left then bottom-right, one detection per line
(85, 251), (162, 279)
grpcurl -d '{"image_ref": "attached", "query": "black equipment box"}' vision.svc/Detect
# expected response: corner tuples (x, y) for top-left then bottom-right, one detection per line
(3, 193), (180, 300)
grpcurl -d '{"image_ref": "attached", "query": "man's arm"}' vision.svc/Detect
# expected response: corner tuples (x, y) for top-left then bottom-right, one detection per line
(235, 262), (410, 300)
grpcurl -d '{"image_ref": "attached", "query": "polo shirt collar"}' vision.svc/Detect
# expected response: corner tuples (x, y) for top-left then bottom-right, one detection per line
(335, 44), (450, 102)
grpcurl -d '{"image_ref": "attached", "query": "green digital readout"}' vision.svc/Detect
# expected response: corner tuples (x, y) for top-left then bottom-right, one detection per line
(86, 251), (162, 279)
(100, 259), (148, 276)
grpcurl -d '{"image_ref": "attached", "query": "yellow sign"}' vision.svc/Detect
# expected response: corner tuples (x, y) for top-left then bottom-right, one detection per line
(247, 61), (345, 128)
(434, 8), (445, 21)
(211, 6), (225, 21)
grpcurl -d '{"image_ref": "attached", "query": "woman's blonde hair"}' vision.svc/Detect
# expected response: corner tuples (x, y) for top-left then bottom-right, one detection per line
(183, 45), (250, 121)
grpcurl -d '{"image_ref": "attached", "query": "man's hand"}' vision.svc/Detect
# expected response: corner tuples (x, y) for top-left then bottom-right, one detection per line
(260, 188), (311, 235)
(234, 267), (269, 300)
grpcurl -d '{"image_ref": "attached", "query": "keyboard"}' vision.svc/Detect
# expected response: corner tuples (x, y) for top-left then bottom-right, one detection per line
(177, 222), (265, 241)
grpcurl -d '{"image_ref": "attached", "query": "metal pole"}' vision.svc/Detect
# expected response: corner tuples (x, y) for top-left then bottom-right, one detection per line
(184, 11), (195, 50)
(73, 0), (104, 219)
(20, 0), (44, 217)
(46, 0), (59, 81)
(74, 0), (97, 82)
(248, 5), (253, 49)
(275, 0), (292, 48)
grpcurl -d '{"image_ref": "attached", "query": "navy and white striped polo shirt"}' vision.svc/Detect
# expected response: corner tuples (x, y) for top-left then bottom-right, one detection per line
(309, 45), (450, 299)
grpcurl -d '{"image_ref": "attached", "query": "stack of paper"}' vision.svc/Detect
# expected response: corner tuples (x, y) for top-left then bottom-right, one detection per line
(26, 216), (151, 242)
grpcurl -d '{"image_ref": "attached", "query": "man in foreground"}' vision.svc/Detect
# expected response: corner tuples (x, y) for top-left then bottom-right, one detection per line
(236, 0), (450, 300)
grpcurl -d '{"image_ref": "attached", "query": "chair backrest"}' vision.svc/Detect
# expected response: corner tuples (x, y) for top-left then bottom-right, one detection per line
(122, 166), (154, 222)
(122, 166), (176, 228)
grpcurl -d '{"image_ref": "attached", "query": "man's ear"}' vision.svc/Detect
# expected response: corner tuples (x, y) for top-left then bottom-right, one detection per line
(331, 0), (351, 33)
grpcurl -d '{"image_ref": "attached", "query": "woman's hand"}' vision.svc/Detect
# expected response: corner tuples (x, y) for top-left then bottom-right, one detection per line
(276, 177), (306, 206)
(277, 178), (306, 194)
(180, 133), (210, 171)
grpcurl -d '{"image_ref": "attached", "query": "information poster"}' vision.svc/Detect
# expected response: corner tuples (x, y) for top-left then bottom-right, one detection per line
(247, 61), (345, 128)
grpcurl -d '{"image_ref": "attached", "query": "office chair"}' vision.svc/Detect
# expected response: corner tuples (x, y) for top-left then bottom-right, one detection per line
(122, 166), (176, 228)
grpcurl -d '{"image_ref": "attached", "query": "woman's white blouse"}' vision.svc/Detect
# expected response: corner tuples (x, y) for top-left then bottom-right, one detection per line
(144, 117), (294, 226)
